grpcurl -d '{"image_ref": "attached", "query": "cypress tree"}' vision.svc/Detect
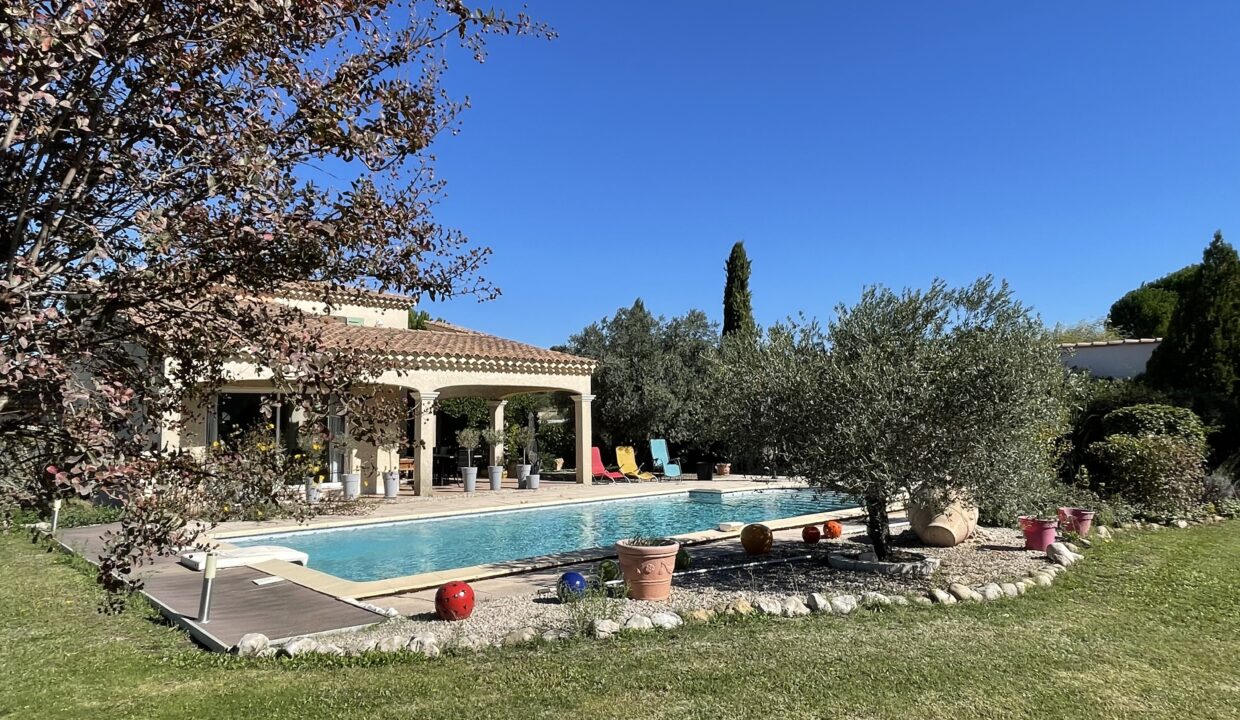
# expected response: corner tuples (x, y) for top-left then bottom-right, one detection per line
(1147, 231), (1240, 398)
(722, 241), (757, 337)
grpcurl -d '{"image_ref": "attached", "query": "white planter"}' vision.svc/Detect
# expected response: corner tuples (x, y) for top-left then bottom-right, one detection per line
(461, 466), (478, 492)
(488, 466), (503, 491)
(382, 471), (400, 499)
(527, 473), (540, 490)
(304, 478), (319, 504)
(343, 473), (361, 501)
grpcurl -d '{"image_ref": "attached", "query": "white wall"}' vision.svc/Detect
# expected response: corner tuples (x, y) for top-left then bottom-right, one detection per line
(1061, 342), (1160, 379)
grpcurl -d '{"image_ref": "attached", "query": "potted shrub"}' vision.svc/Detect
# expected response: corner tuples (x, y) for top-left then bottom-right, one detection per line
(481, 428), (505, 491)
(1018, 510), (1059, 551)
(1057, 506), (1097, 537)
(615, 535), (680, 601)
(527, 446), (541, 490)
(508, 425), (534, 486)
(456, 428), (481, 492)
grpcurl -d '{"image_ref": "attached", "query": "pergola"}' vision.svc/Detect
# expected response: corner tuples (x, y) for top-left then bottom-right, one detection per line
(319, 319), (597, 495)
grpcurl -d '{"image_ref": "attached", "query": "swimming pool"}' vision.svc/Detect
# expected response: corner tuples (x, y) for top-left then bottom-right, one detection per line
(230, 488), (856, 581)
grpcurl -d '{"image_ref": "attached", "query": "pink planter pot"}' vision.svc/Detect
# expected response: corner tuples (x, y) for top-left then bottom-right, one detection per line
(1057, 507), (1097, 537)
(1021, 518), (1058, 551)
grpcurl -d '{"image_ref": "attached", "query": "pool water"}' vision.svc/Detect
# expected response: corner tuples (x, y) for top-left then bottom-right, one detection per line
(231, 488), (855, 581)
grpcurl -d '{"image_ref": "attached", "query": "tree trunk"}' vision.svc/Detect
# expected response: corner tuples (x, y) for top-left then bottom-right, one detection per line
(865, 493), (892, 560)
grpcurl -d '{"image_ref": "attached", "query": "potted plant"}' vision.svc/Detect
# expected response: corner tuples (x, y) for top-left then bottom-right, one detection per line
(553, 457), (565, 471)
(456, 427), (481, 492)
(382, 469), (400, 499)
(507, 425), (534, 486)
(714, 461), (732, 476)
(481, 428), (505, 491)
(1018, 509), (1059, 551)
(615, 535), (680, 601)
(526, 446), (541, 490)
(1057, 506), (1097, 537)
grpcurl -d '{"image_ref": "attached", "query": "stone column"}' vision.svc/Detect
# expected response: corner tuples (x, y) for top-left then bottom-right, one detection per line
(488, 399), (507, 467)
(413, 391), (439, 496)
(572, 394), (594, 484)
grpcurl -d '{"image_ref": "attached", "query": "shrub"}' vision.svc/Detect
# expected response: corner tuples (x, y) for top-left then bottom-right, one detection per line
(1101, 404), (1208, 450)
(1088, 435), (1207, 515)
(975, 474), (1134, 528)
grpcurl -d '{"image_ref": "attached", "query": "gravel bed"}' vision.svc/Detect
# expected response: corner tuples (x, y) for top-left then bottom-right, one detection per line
(318, 525), (1049, 652)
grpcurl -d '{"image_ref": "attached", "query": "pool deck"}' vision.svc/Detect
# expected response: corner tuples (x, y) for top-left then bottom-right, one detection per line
(53, 476), (884, 651)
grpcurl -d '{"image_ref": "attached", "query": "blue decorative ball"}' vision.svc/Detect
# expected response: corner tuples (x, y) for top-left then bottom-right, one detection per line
(557, 571), (589, 602)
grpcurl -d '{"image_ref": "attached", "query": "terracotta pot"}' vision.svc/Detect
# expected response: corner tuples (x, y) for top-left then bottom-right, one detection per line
(553, 458), (565, 471)
(1022, 518), (1058, 551)
(615, 540), (680, 601)
(714, 462), (731, 476)
(909, 497), (978, 547)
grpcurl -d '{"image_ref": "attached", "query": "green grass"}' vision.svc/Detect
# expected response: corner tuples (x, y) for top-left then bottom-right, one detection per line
(2, 525), (1238, 720)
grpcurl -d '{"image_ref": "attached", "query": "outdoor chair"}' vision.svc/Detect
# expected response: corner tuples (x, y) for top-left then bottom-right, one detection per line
(591, 446), (629, 483)
(615, 445), (656, 481)
(649, 439), (682, 481)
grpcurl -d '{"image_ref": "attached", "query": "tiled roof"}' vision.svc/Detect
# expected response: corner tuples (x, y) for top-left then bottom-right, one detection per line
(315, 319), (595, 374)
(1058, 338), (1162, 350)
(267, 281), (414, 309)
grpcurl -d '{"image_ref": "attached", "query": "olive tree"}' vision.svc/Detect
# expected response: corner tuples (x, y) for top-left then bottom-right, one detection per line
(714, 278), (1070, 558)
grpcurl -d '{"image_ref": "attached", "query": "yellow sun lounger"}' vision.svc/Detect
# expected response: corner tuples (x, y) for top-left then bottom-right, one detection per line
(615, 445), (656, 481)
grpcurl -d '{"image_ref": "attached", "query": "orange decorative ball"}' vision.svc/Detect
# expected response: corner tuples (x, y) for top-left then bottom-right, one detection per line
(740, 523), (774, 555)
(801, 525), (821, 544)
(823, 520), (843, 539)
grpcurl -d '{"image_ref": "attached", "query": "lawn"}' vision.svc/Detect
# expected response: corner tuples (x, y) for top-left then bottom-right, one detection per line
(1, 524), (1238, 720)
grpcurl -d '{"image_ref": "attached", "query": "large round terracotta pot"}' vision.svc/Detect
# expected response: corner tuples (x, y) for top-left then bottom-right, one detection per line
(615, 539), (680, 601)
(908, 497), (978, 547)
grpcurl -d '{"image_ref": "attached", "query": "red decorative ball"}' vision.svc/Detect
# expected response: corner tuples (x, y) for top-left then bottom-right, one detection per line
(434, 581), (475, 621)
(823, 520), (843, 539)
(801, 525), (822, 544)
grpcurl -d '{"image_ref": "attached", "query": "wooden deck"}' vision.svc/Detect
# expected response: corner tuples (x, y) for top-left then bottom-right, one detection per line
(58, 525), (385, 652)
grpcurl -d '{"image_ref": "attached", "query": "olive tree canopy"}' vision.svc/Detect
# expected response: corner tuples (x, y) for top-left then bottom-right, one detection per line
(713, 278), (1070, 558)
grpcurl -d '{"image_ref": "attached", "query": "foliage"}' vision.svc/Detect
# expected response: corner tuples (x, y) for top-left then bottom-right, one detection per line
(620, 535), (676, 547)
(714, 277), (1070, 558)
(408, 309), (432, 330)
(506, 425), (535, 465)
(1088, 435), (1207, 515)
(0, 0), (550, 603)
(480, 428), (505, 465)
(438, 398), (491, 430)
(975, 473), (1135, 528)
(1107, 286), (1179, 338)
(1101, 404), (1209, 450)
(1108, 263), (1200, 338)
(1049, 318), (1121, 344)
(559, 300), (718, 447)
(722, 241), (756, 338)
(1, 497), (123, 530)
(536, 421), (573, 467)
(1145, 232), (1240, 457)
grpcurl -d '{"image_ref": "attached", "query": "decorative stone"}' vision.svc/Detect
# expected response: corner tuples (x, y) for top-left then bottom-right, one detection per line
(256, 647), (277, 658)
(780, 596), (811, 617)
(651, 611), (684, 629)
(406, 633), (439, 657)
(978, 583), (1004, 601)
(888, 594), (910, 606)
(541, 629), (571, 643)
(593, 619), (621, 639)
(623, 615), (654, 631)
(1064, 542), (1080, 553)
(1000, 583), (1019, 598)
(454, 635), (488, 651)
(684, 608), (716, 623)
(929, 588), (957, 605)
(829, 594), (858, 615)
(277, 637), (321, 657)
(726, 598), (754, 616)
(806, 593), (832, 612)
(1013, 580), (1029, 595)
(317, 643), (345, 656)
(861, 591), (892, 607)
(502, 627), (538, 646)
(1093, 526), (1112, 542)
(233, 633), (269, 657)
(376, 636), (404, 653)
(910, 593), (934, 606)
(1031, 573), (1053, 587)
(755, 597), (784, 615)
(1173, 519), (1189, 529)
(948, 583), (982, 603)
(1047, 542), (1083, 567)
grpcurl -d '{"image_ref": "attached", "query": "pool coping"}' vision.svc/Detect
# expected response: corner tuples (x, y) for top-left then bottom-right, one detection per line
(220, 500), (885, 600)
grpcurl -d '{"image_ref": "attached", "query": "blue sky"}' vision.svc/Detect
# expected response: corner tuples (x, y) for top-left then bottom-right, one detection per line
(415, 1), (1240, 347)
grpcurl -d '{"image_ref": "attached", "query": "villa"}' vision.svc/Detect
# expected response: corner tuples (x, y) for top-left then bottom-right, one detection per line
(156, 284), (598, 496)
